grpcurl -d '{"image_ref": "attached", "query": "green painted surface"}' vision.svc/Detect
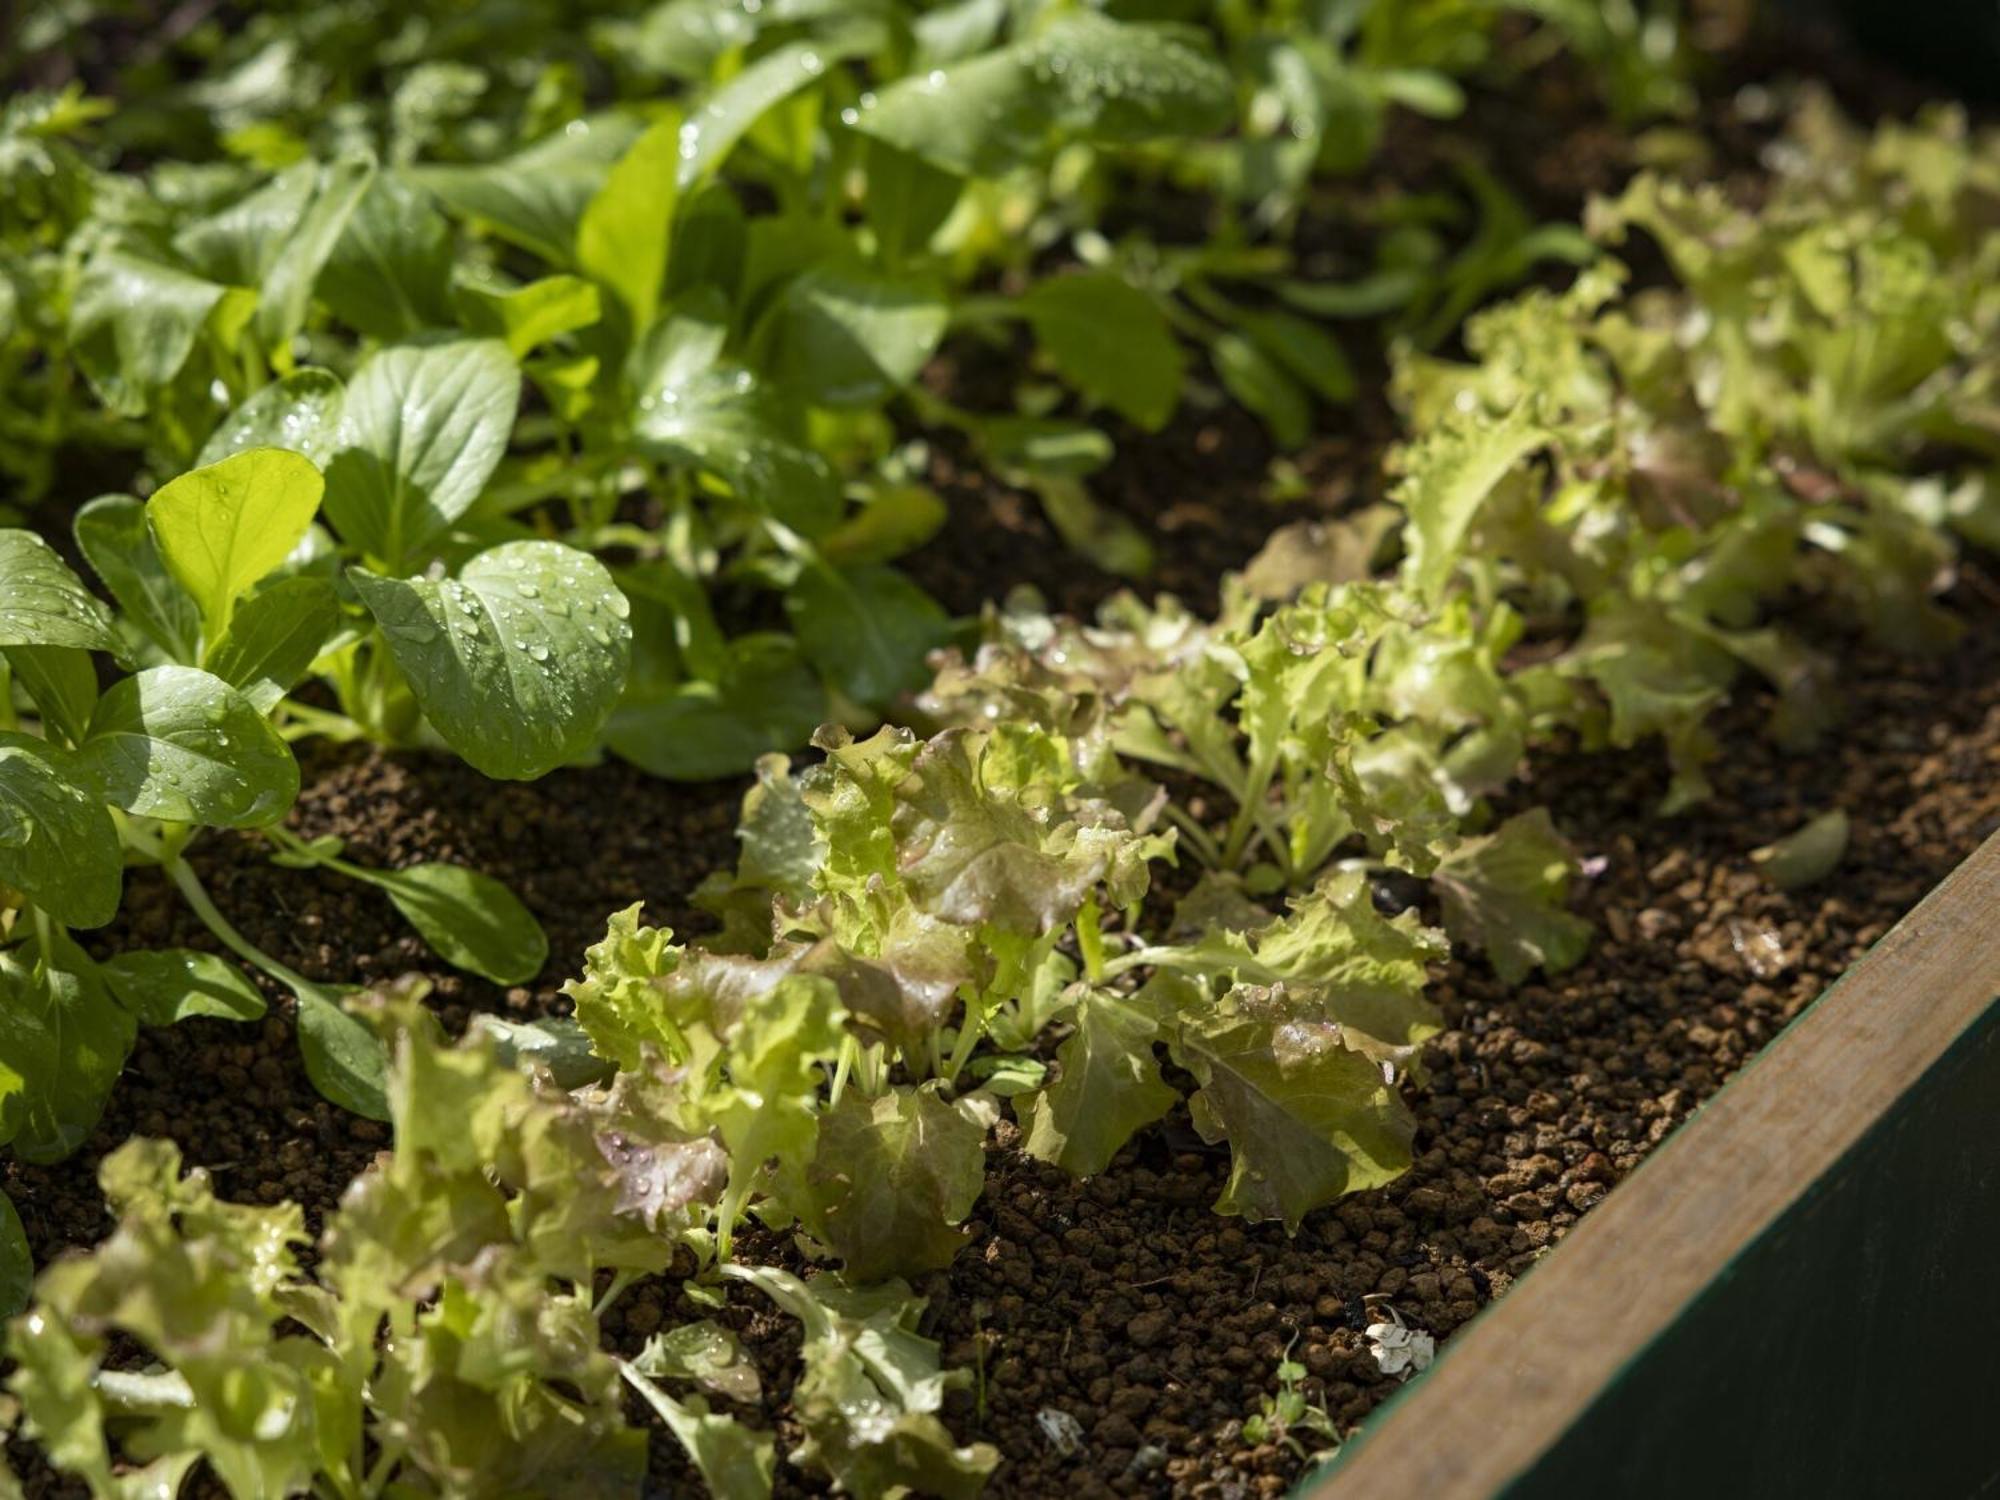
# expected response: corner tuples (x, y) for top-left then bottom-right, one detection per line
(1310, 993), (2000, 1498)
(1499, 993), (2000, 1499)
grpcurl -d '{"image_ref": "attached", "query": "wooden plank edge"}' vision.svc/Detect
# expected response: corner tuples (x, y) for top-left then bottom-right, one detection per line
(1305, 830), (2000, 1500)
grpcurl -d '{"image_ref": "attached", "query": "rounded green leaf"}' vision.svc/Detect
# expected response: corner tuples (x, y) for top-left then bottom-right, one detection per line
(350, 541), (633, 781)
(296, 988), (390, 1121)
(0, 530), (122, 654)
(321, 339), (519, 568)
(72, 666), (300, 828)
(0, 731), (121, 929)
(99, 949), (268, 1027)
(361, 862), (549, 985)
(146, 448), (326, 648)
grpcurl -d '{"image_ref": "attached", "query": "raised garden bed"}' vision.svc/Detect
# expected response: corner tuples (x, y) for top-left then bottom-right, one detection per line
(2, 4), (1996, 1498)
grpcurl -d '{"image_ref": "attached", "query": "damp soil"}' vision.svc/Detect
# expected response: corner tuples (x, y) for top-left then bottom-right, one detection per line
(11, 12), (2000, 1500)
(12, 563), (2000, 1500)
(595, 560), (2000, 1500)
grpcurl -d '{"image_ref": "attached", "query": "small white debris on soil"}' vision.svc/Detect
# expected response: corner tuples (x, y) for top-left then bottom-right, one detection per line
(1037, 1407), (1086, 1456)
(1363, 1307), (1435, 1381)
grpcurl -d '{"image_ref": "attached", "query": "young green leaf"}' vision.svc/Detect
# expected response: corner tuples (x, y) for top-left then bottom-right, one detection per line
(3, 645), (98, 748)
(631, 360), (841, 533)
(1170, 986), (1418, 1230)
(72, 666), (299, 828)
(1432, 808), (1593, 984)
(564, 903), (680, 1071)
(0, 530), (122, 655)
(853, 12), (1232, 177)
(768, 263), (950, 408)
(196, 369), (346, 468)
(98, 949), (269, 1027)
(295, 988), (390, 1122)
(785, 563), (949, 708)
(254, 153), (375, 347)
(1024, 271), (1183, 431)
(1023, 987), (1177, 1176)
(350, 541), (632, 780)
(0, 732), (122, 929)
(620, 1365), (775, 1500)
(606, 634), (826, 782)
(576, 113), (680, 332)
(73, 495), (201, 664)
(68, 251), (227, 416)
(319, 170), (455, 340)
(321, 339), (519, 568)
(356, 862), (549, 985)
(0, 928), (137, 1163)
(452, 274), (604, 358)
(1751, 808), (1850, 891)
(726, 1266), (999, 1498)
(204, 576), (343, 714)
(1393, 403), (1548, 604)
(145, 448), (326, 649)
(415, 113), (643, 265)
(801, 1084), (986, 1280)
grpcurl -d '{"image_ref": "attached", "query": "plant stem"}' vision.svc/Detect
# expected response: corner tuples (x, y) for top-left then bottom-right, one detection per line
(162, 855), (322, 999)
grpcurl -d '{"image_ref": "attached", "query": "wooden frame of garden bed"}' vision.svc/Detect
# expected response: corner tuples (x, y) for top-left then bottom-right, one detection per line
(1308, 831), (2000, 1500)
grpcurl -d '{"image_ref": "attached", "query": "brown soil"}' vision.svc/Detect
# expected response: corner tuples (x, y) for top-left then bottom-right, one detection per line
(4, 750), (744, 1264)
(11, 12), (2000, 1500)
(596, 561), (2000, 1500)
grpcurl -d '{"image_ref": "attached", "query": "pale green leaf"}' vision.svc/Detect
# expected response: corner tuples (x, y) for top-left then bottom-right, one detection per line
(1433, 808), (1593, 985)
(576, 114), (679, 331)
(146, 448), (325, 648)
(1023, 988), (1176, 1176)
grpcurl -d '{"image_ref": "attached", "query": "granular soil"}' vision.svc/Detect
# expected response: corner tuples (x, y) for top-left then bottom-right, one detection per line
(11, 12), (2000, 1500)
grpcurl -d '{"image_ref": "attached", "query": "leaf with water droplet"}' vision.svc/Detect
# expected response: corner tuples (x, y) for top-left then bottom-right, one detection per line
(0, 732), (121, 928)
(852, 11), (1231, 177)
(295, 986), (389, 1121)
(350, 541), (632, 780)
(99, 948), (268, 1027)
(197, 368), (346, 469)
(0, 529), (123, 655)
(344, 860), (549, 985)
(71, 666), (299, 829)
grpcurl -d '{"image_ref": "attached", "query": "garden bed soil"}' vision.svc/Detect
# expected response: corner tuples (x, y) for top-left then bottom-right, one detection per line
(11, 561), (2000, 1498)
(10, 14), (2000, 1499)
